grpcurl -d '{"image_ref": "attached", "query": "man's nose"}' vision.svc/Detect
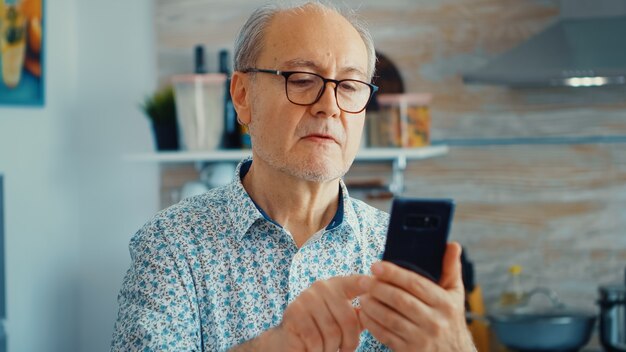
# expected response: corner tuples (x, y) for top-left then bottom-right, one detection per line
(311, 82), (341, 117)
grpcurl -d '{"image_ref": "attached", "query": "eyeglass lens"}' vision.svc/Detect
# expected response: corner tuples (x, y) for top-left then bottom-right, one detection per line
(285, 72), (372, 113)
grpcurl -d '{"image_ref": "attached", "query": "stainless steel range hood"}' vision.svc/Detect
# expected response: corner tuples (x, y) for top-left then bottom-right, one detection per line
(462, 0), (626, 87)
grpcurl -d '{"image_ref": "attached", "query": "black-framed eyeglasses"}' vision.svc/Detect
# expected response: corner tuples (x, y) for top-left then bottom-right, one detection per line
(242, 68), (379, 114)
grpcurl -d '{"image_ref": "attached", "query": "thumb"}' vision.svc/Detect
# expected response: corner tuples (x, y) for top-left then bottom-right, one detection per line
(332, 274), (371, 299)
(439, 242), (464, 292)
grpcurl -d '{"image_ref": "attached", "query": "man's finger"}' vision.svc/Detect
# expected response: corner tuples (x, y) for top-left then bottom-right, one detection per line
(298, 314), (324, 352)
(365, 278), (434, 327)
(370, 261), (446, 307)
(438, 242), (464, 291)
(302, 287), (339, 352)
(358, 300), (407, 351)
(323, 289), (362, 351)
(327, 275), (372, 351)
(331, 274), (371, 299)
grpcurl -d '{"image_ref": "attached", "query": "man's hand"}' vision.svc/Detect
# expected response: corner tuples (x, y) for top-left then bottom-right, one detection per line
(258, 275), (368, 352)
(357, 242), (475, 351)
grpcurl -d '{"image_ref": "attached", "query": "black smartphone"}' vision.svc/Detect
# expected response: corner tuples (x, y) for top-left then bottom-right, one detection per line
(382, 197), (455, 283)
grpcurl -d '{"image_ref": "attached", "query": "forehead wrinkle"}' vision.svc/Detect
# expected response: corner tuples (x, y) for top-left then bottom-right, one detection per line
(279, 58), (367, 79)
(281, 59), (319, 70)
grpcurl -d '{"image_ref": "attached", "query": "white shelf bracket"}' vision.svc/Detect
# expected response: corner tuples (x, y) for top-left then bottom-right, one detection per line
(389, 155), (407, 195)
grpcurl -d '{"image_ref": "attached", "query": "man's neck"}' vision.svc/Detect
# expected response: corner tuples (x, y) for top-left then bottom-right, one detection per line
(241, 158), (340, 248)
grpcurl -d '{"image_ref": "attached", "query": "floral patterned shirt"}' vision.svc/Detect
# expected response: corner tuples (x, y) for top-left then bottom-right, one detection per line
(111, 159), (390, 351)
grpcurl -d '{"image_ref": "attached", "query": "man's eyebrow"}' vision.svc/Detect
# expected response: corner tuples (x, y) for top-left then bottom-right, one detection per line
(281, 59), (321, 70)
(281, 59), (367, 79)
(341, 67), (368, 80)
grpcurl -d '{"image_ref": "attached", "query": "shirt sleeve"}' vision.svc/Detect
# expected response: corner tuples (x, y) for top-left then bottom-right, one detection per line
(111, 227), (202, 352)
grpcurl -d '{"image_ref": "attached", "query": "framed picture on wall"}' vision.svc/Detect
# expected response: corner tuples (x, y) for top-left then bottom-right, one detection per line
(0, 0), (44, 106)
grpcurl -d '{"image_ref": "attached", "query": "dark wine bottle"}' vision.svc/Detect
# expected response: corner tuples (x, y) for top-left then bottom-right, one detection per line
(194, 45), (207, 74)
(219, 49), (242, 149)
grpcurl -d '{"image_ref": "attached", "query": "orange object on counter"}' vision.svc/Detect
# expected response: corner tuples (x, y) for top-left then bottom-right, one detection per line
(467, 285), (490, 352)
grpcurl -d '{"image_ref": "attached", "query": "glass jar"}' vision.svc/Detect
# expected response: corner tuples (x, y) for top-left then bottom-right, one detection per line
(367, 93), (432, 148)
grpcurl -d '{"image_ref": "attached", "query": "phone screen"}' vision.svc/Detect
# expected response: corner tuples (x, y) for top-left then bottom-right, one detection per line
(382, 198), (455, 283)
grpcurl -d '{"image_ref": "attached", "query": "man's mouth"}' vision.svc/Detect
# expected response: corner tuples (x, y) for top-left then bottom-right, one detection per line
(302, 133), (339, 144)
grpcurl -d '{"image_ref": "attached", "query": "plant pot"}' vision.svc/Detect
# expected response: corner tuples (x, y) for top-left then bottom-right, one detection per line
(151, 119), (179, 151)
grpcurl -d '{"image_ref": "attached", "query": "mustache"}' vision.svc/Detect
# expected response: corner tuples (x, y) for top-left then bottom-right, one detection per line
(297, 122), (346, 144)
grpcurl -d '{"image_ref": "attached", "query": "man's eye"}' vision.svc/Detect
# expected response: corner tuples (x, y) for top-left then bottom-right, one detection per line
(338, 81), (359, 92)
(289, 79), (316, 88)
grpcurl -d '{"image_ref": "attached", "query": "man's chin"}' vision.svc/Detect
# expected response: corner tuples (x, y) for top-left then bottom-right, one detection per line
(297, 170), (343, 183)
(255, 147), (351, 182)
(286, 157), (347, 183)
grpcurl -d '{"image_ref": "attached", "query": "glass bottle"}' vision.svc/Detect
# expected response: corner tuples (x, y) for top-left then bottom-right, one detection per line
(194, 45), (207, 74)
(499, 265), (526, 308)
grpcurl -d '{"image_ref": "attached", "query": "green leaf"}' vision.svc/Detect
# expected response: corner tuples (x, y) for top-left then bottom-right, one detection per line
(140, 86), (177, 123)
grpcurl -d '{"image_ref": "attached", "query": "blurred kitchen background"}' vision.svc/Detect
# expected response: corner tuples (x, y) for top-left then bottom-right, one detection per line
(0, 0), (625, 351)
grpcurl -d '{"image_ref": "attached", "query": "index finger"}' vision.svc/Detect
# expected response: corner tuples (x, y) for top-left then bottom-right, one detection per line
(329, 274), (371, 299)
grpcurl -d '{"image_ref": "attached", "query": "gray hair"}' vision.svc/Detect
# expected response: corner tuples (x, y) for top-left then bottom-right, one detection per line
(233, 1), (376, 81)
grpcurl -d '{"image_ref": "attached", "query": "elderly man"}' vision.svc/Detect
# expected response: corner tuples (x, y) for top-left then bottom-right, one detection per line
(112, 2), (475, 351)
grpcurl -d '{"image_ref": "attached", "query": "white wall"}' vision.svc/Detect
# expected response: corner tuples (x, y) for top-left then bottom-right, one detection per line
(0, 0), (158, 351)
(73, 0), (159, 350)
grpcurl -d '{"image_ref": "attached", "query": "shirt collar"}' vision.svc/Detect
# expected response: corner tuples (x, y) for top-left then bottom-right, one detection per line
(339, 178), (361, 236)
(226, 158), (361, 239)
(226, 158), (267, 238)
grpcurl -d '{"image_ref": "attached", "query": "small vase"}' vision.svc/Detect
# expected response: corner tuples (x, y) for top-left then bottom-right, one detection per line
(151, 119), (179, 151)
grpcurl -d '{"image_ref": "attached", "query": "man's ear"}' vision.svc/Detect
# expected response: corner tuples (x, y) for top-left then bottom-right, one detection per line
(231, 72), (252, 125)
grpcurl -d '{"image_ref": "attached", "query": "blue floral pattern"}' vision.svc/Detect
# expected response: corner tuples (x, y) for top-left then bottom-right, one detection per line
(111, 159), (390, 351)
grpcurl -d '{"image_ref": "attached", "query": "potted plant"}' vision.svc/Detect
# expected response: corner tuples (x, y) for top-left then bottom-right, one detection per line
(141, 85), (179, 151)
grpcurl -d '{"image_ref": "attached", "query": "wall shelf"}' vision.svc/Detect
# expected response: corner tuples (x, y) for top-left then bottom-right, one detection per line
(126, 146), (448, 163)
(126, 146), (449, 194)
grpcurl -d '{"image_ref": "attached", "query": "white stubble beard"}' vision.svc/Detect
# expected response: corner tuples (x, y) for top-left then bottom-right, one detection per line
(248, 114), (355, 183)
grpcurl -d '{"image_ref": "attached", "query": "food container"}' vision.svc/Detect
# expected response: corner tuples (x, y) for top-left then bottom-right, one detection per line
(367, 93), (432, 148)
(598, 267), (626, 351)
(172, 74), (226, 151)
